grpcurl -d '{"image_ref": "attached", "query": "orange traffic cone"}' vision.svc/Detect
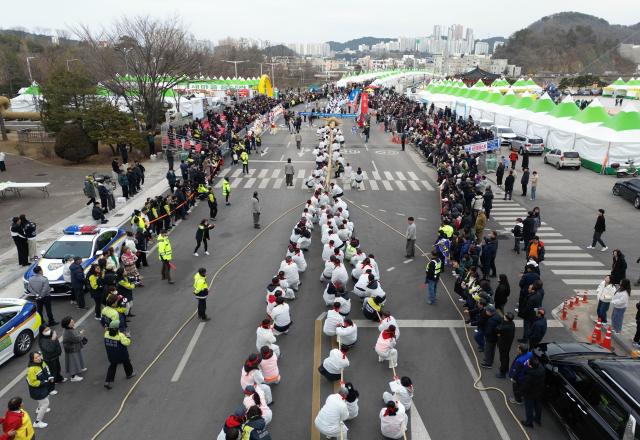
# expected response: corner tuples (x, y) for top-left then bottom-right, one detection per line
(600, 326), (612, 350)
(582, 291), (588, 303)
(571, 315), (578, 331)
(574, 295), (580, 307)
(568, 297), (575, 309)
(589, 329), (599, 344)
(594, 318), (602, 342)
(561, 302), (568, 320)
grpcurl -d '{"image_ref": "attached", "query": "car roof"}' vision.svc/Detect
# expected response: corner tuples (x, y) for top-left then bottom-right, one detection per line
(591, 359), (640, 406)
(624, 178), (640, 186)
(56, 227), (120, 242)
(0, 298), (27, 308)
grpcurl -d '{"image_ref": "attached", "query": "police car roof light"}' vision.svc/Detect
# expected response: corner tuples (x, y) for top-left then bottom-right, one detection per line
(63, 225), (99, 235)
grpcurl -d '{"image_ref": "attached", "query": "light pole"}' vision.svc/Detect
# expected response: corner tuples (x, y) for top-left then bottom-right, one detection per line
(222, 60), (249, 78)
(265, 62), (279, 88)
(26, 57), (37, 83)
(66, 59), (80, 71)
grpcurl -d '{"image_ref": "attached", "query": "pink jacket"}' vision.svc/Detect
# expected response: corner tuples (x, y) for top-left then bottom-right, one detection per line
(375, 333), (396, 355)
(260, 355), (280, 383)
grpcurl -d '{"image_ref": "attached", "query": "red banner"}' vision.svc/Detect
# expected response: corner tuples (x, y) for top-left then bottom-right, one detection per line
(356, 92), (368, 127)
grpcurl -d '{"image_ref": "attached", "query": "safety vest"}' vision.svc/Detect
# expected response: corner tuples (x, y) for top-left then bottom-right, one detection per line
(197, 184), (208, 194)
(439, 224), (454, 238)
(208, 192), (216, 204)
(365, 297), (382, 313)
(222, 181), (231, 196)
(240, 151), (249, 165)
(131, 215), (146, 231)
(163, 203), (171, 216)
(193, 273), (208, 296)
(158, 236), (173, 261)
(151, 207), (159, 219)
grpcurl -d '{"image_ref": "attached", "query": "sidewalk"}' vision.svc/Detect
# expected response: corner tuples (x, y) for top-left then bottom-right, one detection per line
(0, 157), (171, 299)
(551, 290), (640, 355)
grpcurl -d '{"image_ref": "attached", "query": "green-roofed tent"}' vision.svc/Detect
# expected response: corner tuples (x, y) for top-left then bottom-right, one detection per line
(548, 95), (579, 118)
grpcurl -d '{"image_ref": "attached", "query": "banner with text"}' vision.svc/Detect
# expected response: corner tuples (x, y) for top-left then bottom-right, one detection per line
(298, 112), (356, 118)
(463, 138), (500, 154)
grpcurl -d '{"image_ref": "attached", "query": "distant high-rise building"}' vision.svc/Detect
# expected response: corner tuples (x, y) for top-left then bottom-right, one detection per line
(433, 25), (442, 40)
(453, 24), (464, 40)
(474, 42), (489, 55)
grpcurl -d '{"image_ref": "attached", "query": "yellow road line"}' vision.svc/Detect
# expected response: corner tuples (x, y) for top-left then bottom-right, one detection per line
(311, 313), (324, 440)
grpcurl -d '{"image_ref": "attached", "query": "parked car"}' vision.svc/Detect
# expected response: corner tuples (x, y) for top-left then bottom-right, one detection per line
(0, 298), (41, 365)
(478, 119), (494, 130)
(544, 149), (581, 169)
(23, 224), (126, 296)
(539, 342), (640, 440)
(490, 125), (517, 147)
(612, 178), (640, 209)
(511, 135), (545, 155)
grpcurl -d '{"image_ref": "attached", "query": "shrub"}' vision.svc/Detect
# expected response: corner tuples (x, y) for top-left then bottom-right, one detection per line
(54, 123), (97, 163)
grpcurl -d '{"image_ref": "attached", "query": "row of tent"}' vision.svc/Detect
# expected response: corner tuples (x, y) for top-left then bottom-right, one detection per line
(603, 77), (640, 98)
(418, 80), (640, 174)
(336, 69), (438, 87)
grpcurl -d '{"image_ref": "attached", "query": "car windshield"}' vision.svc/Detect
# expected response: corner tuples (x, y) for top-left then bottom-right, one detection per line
(498, 128), (514, 134)
(563, 152), (579, 158)
(529, 138), (543, 144)
(43, 241), (93, 259)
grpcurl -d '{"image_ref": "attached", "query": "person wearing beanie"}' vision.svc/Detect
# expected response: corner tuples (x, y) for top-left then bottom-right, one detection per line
(379, 400), (408, 439)
(193, 267), (210, 321)
(375, 325), (398, 369)
(259, 346), (280, 385)
(256, 319), (280, 357)
(103, 320), (134, 390)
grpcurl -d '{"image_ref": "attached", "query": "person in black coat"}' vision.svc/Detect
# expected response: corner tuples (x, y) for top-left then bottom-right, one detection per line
(194, 219), (215, 256)
(92, 202), (108, 224)
(69, 256), (86, 309)
(610, 249), (627, 285)
(519, 280), (544, 343)
(521, 212), (536, 251)
(494, 274), (511, 312)
(520, 355), (545, 427)
(526, 308), (547, 349)
(10, 217), (29, 266)
(503, 170), (515, 200)
(517, 266), (540, 317)
(480, 237), (497, 280)
(482, 187), (494, 219)
(481, 305), (503, 368)
(521, 150), (530, 170)
(496, 162), (505, 187)
(520, 168), (530, 197)
(588, 208), (607, 250)
(496, 312), (515, 378)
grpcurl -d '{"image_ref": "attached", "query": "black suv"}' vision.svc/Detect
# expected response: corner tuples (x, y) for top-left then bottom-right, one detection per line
(538, 342), (640, 439)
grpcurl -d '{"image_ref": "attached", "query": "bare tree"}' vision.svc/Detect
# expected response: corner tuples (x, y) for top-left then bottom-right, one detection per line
(76, 16), (204, 129)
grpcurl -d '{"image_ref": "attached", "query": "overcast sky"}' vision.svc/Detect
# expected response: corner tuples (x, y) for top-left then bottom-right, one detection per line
(3, 0), (639, 43)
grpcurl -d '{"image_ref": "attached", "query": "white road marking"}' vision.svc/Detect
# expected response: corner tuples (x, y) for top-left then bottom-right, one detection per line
(258, 178), (270, 189)
(536, 232), (564, 237)
(408, 171), (419, 180)
(449, 328), (511, 440)
(394, 181), (407, 191)
(382, 180), (393, 191)
(379, 209), (387, 212)
(369, 180), (379, 190)
(297, 169), (305, 178)
(403, 259), (413, 264)
(372, 171), (381, 180)
(384, 171), (394, 180)
(420, 180), (434, 191)
(214, 179), (223, 188)
(352, 319), (563, 328)
(396, 212), (405, 216)
(538, 239), (572, 244)
(545, 245), (582, 250)
(543, 261), (604, 267)
(247, 168), (255, 176)
(231, 169), (242, 178)
(258, 169), (269, 178)
(536, 227), (556, 231)
(260, 147), (269, 157)
(361, 204), (369, 207)
(552, 269), (610, 275)
(286, 141), (291, 148)
(171, 322), (206, 382)
(418, 217), (427, 221)
(297, 147), (305, 157)
(543, 253), (593, 258)
(563, 279), (603, 285)
(371, 160), (378, 172)
(396, 171), (407, 180)
(271, 169), (281, 178)
(411, 404), (433, 440)
(244, 178), (256, 189)
(362, 171), (369, 179)
(231, 178), (242, 188)
(408, 181), (421, 191)
(273, 178), (283, 189)
(386, 267), (396, 272)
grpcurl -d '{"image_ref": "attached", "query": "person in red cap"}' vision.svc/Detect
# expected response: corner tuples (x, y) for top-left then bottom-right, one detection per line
(215, 406), (245, 440)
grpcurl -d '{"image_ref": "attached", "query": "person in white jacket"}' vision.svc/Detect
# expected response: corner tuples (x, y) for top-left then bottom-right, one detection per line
(320, 256), (337, 282)
(611, 279), (631, 333)
(323, 303), (345, 336)
(379, 400), (408, 439)
(256, 318), (280, 357)
(314, 389), (349, 439)
(375, 325), (398, 369)
(279, 256), (300, 291)
(323, 281), (344, 306)
(288, 246), (307, 272)
(331, 260), (349, 286)
(243, 385), (272, 425)
(271, 297), (291, 335)
(596, 275), (616, 324)
(318, 347), (350, 381)
(239, 354), (272, 405)
(336, 319), (357, 348)
(383, 376), (414, 410)
(323, 240), (337, 261)
(379, 311), (401, 341)
(344, 382), (359, 420)
(334, 290), (351, 316)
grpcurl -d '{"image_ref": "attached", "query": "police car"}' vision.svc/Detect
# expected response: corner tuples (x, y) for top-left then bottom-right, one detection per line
(23, 225), (127, 296)
(0, 298), (41, 365)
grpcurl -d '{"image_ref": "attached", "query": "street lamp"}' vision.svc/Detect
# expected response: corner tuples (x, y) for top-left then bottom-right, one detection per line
(264, 62), (280, 88)
(26, 57), (37, 84)
(66, 59), (80, 71)
(222, 60), (249, 78)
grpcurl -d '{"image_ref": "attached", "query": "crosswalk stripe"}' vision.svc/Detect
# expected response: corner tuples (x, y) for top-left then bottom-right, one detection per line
(493, 217), (527, 221)
(372, 171), (381, 180)
(258, 169), (268, 178)
(258, 178), (270, 189)
(552, 269), (610, 275)
(396, 171), (407, 180)
(384, 171), (394, 180)
(536, 232), (564, 237)
(545, 245), (582, 250)
(297, 169), (305, 178)
(408, 181), (420, 191)
(492, 207), (527, 210)
(539, 239), (572, 244)
(408, 171), (419, 180)
(382, 180), (393, 191)
(231, 178), (242, 188)
(244, 178), (256, 189)
(273, 178), (283, 189)
(563, 279), (602, 285)
(231, 169), (242, 178)
(362, 171), (369, 179)
(247, 169), (255, 176)
(271, 169), (280, 178)
(543, 253), (592, 258)
(420, 180), (434, 191)
(395, 181), (407, 191)
(537, 227), (555, 231)
(369, 180), (379, 190)
(214, 179), (223, 188)
(543, 261), (605, 267)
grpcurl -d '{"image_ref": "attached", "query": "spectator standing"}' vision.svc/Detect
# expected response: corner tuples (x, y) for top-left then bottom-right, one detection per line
(405, 217), (416, 258)
(38, 325), (65, 383)
(27, 266), (56, 326)
(611, 279), (631, 333)
(503, 170), (515, 200)
(520, 356), (545, 428)
(61, 316), (86, 382)
(480, 305), (502, 369)
(496, 312), (515, 379)
(610, 249), (627, 285)
(69, 256), (86, 309)
(596, 275), (616, 323)
(252, 192), (261, 229)
(10, 217), (29, 266)
(526, 308), (547, 349)
(26, 352), (54, 429)
(20, 215), (37, 261)
(0, 151), (5, 171)
(0, 397), (35, 438)
(530, 171), (538, 201)
(284, 158), (295, 188)
(587, 209), (607, 251)
(520, 168), (529, 197)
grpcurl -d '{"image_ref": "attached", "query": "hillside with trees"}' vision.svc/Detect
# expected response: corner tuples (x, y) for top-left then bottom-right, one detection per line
(494, 12), (640, 74)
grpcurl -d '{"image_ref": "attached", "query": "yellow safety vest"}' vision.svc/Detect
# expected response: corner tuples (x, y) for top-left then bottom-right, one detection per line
(433, 259), (442, 275)
(240, 152), (249, 165)
(222, 181), (231, 196)
(197, 184), (208, 194)
(193, 273), (208, 296)
(208, 192), (216, 203)
(158, 237), (172, 261)
(439, 224), (454, 238)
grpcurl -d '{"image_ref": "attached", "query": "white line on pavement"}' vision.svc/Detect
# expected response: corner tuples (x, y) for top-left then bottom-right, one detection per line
(411, 404), (433, 440)
(403, 259), (413, 264)
(379, 209), (387, 212)
(396, 171), (407, 181)
(535, 232), (564, 237)
(372, 171), (381, 180)
(449, 328), (511, 440)
(543, 261), (605, 267)
(371, 160), (378, 172)
(231, 169), (242, 178)
(279, 154), (284, 161)
(382, 180), (393, 191)
(387, 267), (396, 272)
(552, 269), (610, 275)
(258, 178), (270, 189)
(271, 169), (281, 178)
(408, 171), (419, 180)
(244, 178), (256, 189)
(408, 181), (421, 191)
(418, 217), (427, 221)
(361, 204), (369, 208)
(171, 322), (206, 382)
(352, 319), (563, 328)
(420, 180), (434, 191)
(543, 253), (593, 258)
(297, 169), (305, 178)
(369, 180), (379, 190)
(273, 178), (283, 189)
(384, 171), (394, 180)
(258, 169), (269, 178)
(544, 245), (582, 250)
(231, 178), (242, 188)
(396, 212), (405, 216)
(537, 239), (572, 244)
(563, 279), (603, 285)
(394, 181), (407, 191)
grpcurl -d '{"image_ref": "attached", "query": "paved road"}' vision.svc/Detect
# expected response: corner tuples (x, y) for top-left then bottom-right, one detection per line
(0, 115), (581, 439)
